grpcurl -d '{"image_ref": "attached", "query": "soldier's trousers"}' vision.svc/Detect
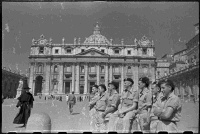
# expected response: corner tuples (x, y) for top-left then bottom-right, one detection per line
(156, 120), (178, 133)
(89, 108), (96, 131)
(93, 111), (106, 132)
(150, 119), (159, 133)
(68, 102), (74, 114)
(107, 111), (136, 133)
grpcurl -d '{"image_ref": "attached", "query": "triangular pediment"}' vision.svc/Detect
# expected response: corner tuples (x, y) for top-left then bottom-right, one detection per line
(76, 48), (109, 57)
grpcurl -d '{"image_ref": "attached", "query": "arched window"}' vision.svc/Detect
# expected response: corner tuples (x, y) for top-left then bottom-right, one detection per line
(127, 66), (131, 73)
(38, 64), (43, 73)
(54, 65), (58, 73)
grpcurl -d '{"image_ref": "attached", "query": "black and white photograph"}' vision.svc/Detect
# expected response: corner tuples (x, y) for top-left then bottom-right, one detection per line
(2, 1), (199, 133)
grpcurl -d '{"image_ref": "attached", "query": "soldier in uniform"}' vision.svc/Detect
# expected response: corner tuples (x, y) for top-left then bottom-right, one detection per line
(135, 77), (152, 132)
(88, 85), (99, 131)
(67, 91), (76, 114)
(149, 81), (163, 133)
(93, 84), (107, 132)
(107, 78), (139, 133)
(153, 79), (182, 133)
(101, 81), (120, 130)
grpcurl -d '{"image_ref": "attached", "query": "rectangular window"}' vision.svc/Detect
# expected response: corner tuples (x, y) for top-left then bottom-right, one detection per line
(142, 48), (147, 55)
(127, 50), (131, 55)
(80, 76), (84, 79)
(66, 49), (71, 53)
(101, 49), (105, 53)
(55, 49), (59, 54)
(90, 66), (96, 73)
(101, 76), (104, 79)
(114, 50), (119, 54)
(100, 66), (105, 73)
(39, 47), (44, 54)
(114, 66), (119, 73)
(81, 49), (85, 52)
(64, 66), (71, 73)
(80, 66), (84, 73)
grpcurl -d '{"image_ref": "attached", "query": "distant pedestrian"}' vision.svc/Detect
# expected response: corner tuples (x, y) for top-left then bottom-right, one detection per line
(13, 80), (34, 128)
(68, 91), (76, 114)
(66, 95), (69, 105)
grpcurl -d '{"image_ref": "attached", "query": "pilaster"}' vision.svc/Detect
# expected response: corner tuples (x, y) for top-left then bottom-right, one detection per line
(109, 64), (113, 82)
(45, 62), (51, 95)
(71, 63), (75, 92)
(133, 65), (139, 91)
(120, 64), (124, 93)
(97, 63), (100, 85)
(29, 63), (34, 95)
(105, 63), (109, 88)
(84, 63), (88, 94)
(75, 63), (80, 94)
(58, 63), (64, 94)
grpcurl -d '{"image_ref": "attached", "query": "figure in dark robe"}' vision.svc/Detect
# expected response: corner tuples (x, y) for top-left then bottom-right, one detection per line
(13, 80), (34, 127)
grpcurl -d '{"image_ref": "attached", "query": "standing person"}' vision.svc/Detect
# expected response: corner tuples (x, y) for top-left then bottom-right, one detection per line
(93, 84), (107, 132)
(149, 81), (163, 133)
(13, 80), (34, 127)
(101, 81), (120, 130)
(66, 94), (69, 105)
(88, 85), (99, 131)
(68, 91), (76, 114)
(135, 77), (152, 132)
(153, 79), (182, 133)
(107, 78), (139, 133)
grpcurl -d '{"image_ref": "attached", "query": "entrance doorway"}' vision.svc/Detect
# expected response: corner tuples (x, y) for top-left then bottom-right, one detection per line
(65, 82), (70, 94)
(89, 82), (95, 93)
(35, 76), (43, 96)
(80, 85), (84, 94)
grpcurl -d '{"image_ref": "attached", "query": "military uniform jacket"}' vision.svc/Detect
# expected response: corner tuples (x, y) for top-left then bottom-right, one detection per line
(120, 87), (139, 111)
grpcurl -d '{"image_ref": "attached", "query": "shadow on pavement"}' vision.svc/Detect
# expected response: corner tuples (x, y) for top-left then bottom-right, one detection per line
(15, 125), (25, 128)
(71, 113), (80, 115)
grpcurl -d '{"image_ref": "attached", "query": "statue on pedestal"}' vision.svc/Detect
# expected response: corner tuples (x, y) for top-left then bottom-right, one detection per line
(15, 79), (23, 99)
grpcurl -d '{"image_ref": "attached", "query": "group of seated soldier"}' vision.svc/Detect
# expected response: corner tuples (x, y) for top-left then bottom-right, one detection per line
(88, 77), (182, 133)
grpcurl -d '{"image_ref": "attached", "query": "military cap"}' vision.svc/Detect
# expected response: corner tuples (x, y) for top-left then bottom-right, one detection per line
(124, 78), (134, 84)
(108, 81), (118, 89)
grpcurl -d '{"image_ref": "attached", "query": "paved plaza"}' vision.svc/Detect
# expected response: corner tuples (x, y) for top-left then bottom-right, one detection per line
(2, 97), (199, 133)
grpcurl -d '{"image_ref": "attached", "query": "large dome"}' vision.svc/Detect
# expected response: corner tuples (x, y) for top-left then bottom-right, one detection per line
(83, 23), (111, 45)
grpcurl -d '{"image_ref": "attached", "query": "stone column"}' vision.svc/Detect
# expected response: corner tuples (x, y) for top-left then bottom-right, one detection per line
(45, 62), (51, 95)
(75, 63), (80, 94)
(109, 64), (113, 82)
(58, 63), (64, 94)
(84, 63), (88, 94)
(29, 63), (35, 95)
(149, 64), (155, 82)
(133, 65), (139, 91)
(97, 63), (100, 85)
(120, 64), (124, 93)
(105, 63), (109, 88)
(71, 63), (75, 92)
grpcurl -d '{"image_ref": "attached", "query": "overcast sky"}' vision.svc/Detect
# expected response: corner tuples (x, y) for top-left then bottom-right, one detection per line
(2, 2), (199, 74)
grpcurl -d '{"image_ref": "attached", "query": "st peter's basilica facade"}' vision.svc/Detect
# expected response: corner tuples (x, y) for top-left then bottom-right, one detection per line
(28, 23), (156, 96)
